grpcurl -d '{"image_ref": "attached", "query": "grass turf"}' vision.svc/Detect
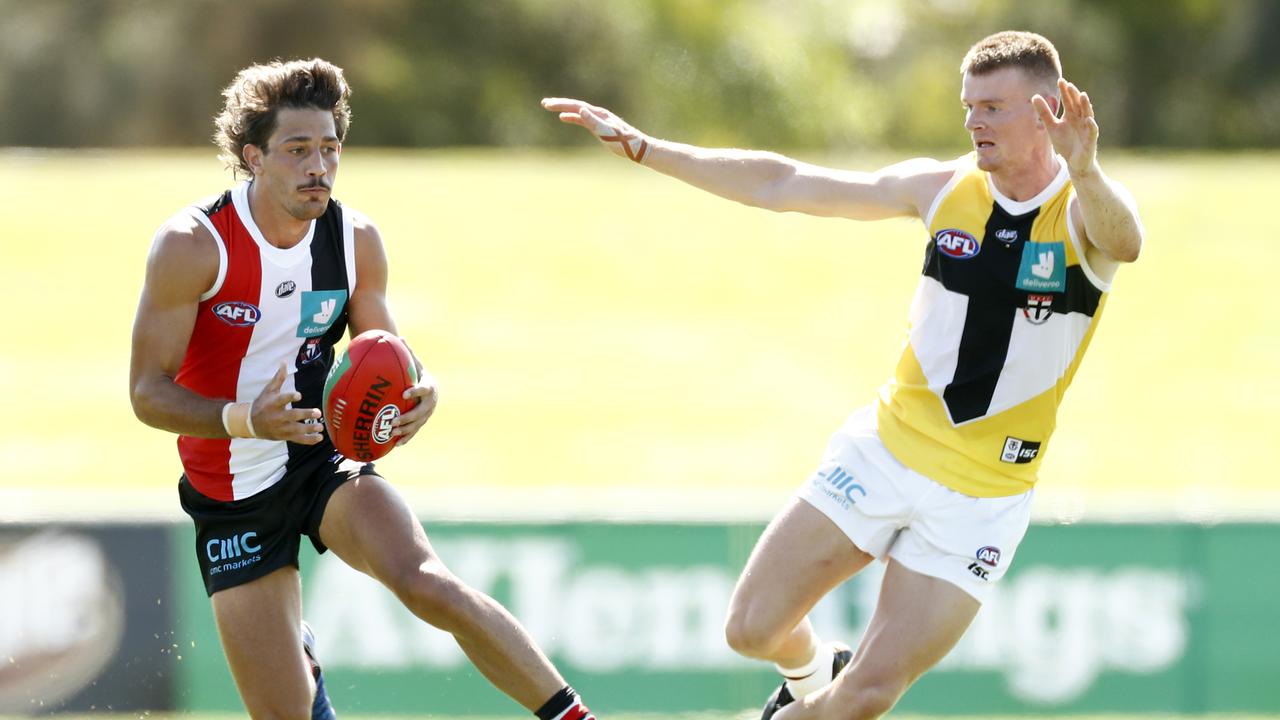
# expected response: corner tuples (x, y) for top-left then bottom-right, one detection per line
(2, 148), (1277, 521)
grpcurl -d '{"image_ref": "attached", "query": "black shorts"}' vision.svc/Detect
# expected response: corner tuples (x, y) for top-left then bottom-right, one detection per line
(179, 447), (377, 596)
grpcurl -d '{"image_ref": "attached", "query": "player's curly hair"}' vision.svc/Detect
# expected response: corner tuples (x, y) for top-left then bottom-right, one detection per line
(961, 31), (1062, 94)
(214, 58), (352, 177)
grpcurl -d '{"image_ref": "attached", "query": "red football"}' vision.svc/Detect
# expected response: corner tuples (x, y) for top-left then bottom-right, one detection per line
(322, 329), (418, 462)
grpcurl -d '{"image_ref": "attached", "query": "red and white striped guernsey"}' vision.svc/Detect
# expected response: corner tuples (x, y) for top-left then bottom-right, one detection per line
(174, 181), (358, 501)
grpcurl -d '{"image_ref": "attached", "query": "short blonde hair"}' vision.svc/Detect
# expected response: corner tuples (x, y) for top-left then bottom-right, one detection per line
(961, 31), (1061, 94)
(214, 58), (352, 177)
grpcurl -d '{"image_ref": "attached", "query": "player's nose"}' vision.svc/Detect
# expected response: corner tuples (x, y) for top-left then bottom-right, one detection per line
(305, 148), (328, 175)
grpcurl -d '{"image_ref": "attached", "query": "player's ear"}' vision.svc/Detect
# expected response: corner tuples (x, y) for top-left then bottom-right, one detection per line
(242, 144), (264, 174)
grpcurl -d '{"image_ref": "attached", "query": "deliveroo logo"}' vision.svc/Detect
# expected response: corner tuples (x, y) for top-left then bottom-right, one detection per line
(1016, 241), (1066, 292)
(297, 290), (348, 337)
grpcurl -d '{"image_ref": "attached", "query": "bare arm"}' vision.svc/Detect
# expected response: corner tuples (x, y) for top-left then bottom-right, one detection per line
(1069, 166), (1143, 265)
(129, 215), (226, 436)
(346, 216), (396, 338)
(345, 216), (438, 444)
(1034, 79), (1143, 266)
(541, 98), (953, 222)
(129, 214), (322, 442)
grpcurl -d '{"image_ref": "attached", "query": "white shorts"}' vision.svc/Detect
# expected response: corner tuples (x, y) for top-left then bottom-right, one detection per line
(796, 406), (1033, 603)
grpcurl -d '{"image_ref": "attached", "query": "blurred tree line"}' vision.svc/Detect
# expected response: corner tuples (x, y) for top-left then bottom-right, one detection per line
(1, 0), (1277, 151)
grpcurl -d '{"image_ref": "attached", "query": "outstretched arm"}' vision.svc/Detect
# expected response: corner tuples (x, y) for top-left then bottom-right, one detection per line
(542, 98), (952, 222)
(1034, 79), (1143, 264)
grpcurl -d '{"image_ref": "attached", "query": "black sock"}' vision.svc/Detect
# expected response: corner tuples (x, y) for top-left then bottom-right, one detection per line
(535, 686), (595, 720)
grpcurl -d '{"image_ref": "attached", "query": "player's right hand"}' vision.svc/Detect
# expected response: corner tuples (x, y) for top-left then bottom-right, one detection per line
(541, 97), (652, 163)
(250, 363), (324, 444)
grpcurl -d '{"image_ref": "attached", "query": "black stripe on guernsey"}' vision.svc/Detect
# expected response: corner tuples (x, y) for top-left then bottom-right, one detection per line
(199, 190), (234, 216)
(287, 200), (351, 466)
(1058, 265), (1103, 317)
(926, 203), (1038, 423)
(296, 200), (350, 409)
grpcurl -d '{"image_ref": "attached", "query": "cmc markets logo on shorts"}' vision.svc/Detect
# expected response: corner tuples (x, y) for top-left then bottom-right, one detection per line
(373, 404), (400, 444)
(934, 228), (980, 259)
(813, 465), (866, 510)
(206, 531), (261, 563)
(212, 301), (261, 327)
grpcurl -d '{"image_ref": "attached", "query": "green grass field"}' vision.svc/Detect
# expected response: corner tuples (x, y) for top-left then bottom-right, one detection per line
(2, 148), (1277, 521)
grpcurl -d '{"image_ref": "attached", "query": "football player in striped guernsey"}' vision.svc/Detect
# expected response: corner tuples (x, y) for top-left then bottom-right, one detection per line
(132, 59), (596, 720)
(545, 30), (1141, 720)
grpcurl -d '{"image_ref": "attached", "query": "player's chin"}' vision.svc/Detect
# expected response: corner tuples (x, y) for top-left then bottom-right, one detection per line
(289, 198), (329, 220)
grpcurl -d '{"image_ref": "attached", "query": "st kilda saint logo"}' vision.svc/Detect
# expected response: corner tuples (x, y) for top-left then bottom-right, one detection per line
(1023, 293), (1053, 325)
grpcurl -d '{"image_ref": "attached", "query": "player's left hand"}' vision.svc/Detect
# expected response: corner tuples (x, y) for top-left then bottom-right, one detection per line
(1033, 78), (1098, 177)
(391, 362), (437, 446)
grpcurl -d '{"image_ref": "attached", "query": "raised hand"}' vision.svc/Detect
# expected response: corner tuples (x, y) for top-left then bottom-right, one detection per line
(249, 363), (324, 444)
(541, 97), (652, 163)
(1033, 78), (1098, 176)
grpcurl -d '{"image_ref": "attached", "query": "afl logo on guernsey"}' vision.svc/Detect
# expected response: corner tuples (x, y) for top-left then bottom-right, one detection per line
(934, 229), (980, 259)
(212, 301), (261, 327)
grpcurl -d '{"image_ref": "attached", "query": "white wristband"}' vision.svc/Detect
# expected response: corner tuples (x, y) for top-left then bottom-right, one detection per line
(221, 402), (235, 437)
(221, 402), (256, 439)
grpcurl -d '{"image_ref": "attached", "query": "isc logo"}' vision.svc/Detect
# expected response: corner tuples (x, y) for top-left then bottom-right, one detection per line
(1000, 436), (1042, 464)
(935, 229), (980, 259)
(212, 301), (261, 327)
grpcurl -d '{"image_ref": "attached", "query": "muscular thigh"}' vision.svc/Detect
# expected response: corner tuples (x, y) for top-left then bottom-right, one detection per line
(317, 473), (440, 583)
(786, 560), (980, 719)
(210, 566), (313, 717)
(847, 559), (979, 690)
(729, 499), (874, 631)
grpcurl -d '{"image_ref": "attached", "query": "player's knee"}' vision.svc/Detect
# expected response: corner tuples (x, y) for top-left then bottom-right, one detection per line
(386, 564), (470, 629)
(723, 607), (788, 659)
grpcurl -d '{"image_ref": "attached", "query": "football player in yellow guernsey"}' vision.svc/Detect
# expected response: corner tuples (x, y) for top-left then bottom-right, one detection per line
(544, 30), (1142, 720)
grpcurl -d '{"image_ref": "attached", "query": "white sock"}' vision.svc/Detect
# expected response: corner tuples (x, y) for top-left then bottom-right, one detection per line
(775, 640), (836, 700)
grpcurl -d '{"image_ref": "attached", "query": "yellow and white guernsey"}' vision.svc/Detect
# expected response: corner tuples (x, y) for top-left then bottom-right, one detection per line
(877, 153), (1111, 497)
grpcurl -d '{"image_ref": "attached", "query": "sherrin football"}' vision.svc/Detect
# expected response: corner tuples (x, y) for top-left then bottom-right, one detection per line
(322, 329), (418, 462)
